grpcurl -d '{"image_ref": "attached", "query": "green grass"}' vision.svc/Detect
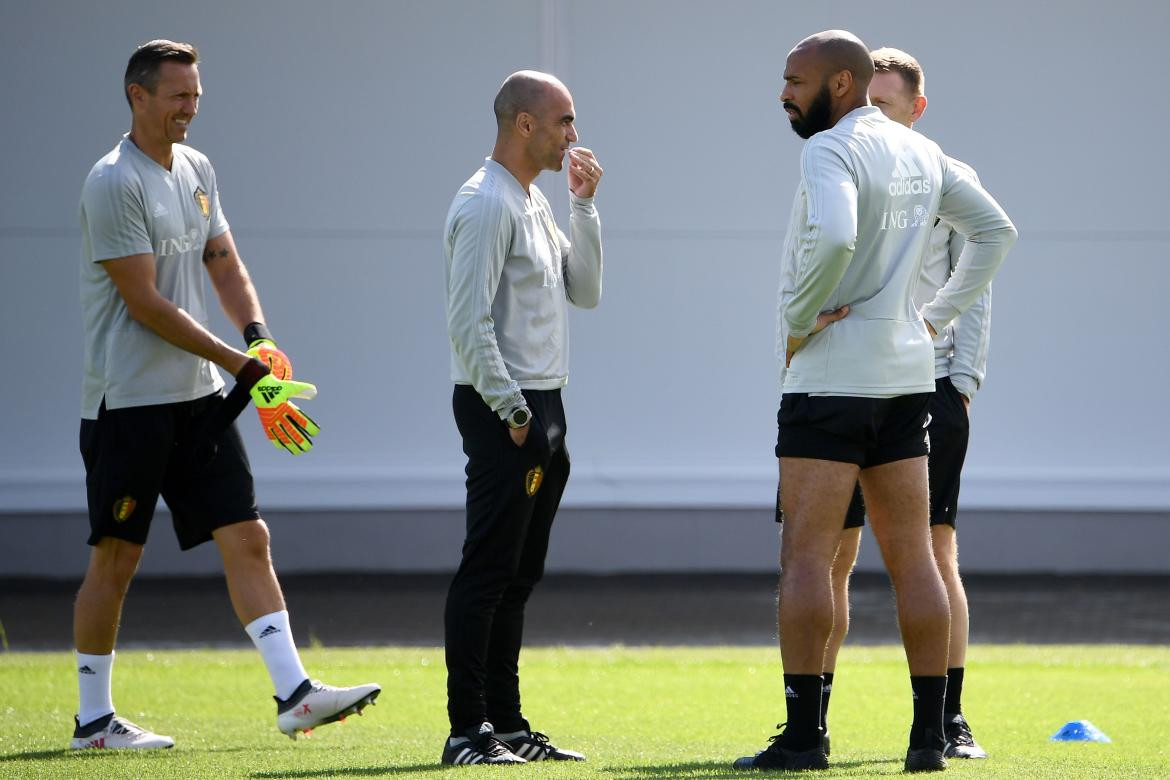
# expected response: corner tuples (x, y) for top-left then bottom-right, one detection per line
(1, 645), (1168, 778)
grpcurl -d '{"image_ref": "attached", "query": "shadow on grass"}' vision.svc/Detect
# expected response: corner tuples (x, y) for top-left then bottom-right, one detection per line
(0, 750), (72, 762)
(0, 747), (223, 761)
(1, 746), (256, 762)
(251, 764), (437, 778)
(249, 757), (895, 779)
(598, 758), (887, 777)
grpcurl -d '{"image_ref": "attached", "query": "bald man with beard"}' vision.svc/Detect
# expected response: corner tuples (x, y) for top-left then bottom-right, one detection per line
(732, 31), (1015, 772)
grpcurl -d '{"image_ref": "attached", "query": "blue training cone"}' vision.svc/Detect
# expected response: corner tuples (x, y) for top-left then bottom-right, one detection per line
(1051, 720), (1112, 742)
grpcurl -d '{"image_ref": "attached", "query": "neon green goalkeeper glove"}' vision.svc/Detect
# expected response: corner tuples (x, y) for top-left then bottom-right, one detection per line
(236, 358), (320, 454)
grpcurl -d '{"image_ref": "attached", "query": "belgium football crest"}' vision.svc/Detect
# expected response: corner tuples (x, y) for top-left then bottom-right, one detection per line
(524, 466), (544, 497)
(193, 186), (210, 218)
(112, 496), (137, 523)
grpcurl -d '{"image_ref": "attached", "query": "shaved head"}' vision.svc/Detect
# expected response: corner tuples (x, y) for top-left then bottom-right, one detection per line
(493, 70), (567, 130)
(791, 30), (875, 93)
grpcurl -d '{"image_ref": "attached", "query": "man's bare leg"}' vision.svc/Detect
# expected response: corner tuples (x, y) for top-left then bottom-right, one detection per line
(73, 538), (145, 728)
(774, 456), (859, 753)
(214, 519), (286, 624)
(823, 527), (862, 674)
(860, 457), (949, 674)
(931, 526), (966, 670)
(74, 538), (144, 654)
(860, 456), (950, 765)
(819, 525), (861, 749)
(779, 457), (860, 672)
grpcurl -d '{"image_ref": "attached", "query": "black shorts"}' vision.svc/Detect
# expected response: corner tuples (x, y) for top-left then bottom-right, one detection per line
(776, 392), (931, 468)
(79, 393), (260, 550)
(926, 377), (970, 528)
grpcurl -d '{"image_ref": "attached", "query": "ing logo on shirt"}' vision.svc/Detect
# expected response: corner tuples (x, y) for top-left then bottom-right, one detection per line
(157, 227), (202, 257)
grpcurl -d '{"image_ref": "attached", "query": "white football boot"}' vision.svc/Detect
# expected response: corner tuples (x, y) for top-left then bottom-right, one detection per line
(276, 678), (381, 739)
(71, 713), (175, 749)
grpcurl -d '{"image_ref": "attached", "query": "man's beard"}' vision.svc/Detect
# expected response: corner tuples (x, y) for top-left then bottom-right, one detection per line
(787, 84), (833, 139)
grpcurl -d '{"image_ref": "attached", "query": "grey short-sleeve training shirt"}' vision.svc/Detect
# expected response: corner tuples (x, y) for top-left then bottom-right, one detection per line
(79, 136), (230, 418)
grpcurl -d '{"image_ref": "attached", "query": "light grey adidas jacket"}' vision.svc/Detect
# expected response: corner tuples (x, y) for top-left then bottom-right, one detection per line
(917, 182), (993, 401)
(444, 159), (602, 418)
(778, 106), (1015, 397)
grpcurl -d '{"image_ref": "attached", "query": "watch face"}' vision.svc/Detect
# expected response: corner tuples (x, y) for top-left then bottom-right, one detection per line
(512, 408), (530, 427)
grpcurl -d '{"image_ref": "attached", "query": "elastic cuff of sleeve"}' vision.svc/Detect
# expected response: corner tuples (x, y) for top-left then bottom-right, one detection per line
(497, 391), (527, 421)
(949, 374), (977, 400)
(921, 307), (957, 336)
(569, 193), (596, 212)
(243, 322), (273, 347)
(235, 357), (271, 390)
(785, 322), (813, 340)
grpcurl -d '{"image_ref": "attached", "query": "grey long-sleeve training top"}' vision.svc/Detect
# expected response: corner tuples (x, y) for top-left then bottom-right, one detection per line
(444, 159), (603, 418)
(779, 106), (1016, 398)
(918, 209), (993, 400)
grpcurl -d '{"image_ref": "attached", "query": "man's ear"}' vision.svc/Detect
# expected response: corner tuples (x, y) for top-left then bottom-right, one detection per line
(515, 111), (535, 137)
(830, 69), (854, 97)
(911, 94), (928, 123)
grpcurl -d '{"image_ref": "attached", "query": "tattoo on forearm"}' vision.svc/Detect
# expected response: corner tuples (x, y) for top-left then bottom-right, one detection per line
(202, 247), (231, 262)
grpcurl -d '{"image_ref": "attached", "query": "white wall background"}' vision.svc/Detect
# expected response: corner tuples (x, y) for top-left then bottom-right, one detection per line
(2, 0), (1169, 516)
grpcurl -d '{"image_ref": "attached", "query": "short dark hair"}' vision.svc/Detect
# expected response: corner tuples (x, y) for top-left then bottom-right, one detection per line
(871, 47), (924, 97)
(124, 39), (199, 107)
(493, 70), (559, 130)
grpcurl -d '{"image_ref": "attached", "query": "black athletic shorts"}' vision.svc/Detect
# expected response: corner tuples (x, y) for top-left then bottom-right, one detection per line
(79, 393), (260, 550)
(775, 392), (931, 468)
(925, 377), (970, 528)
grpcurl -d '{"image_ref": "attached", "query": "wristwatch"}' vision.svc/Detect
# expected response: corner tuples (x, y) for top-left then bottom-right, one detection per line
(505, 406), (531, 429)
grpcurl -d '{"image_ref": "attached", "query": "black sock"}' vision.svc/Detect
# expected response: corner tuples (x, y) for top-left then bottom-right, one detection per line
(781, 674), (823, 750)
(944, 667), (964, 716)
(909, 675), (947, 750)
(820, 672), (834, 731)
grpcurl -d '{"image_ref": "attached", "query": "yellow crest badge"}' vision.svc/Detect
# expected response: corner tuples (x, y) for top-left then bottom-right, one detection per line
(112, 496), (137, 523)
(524, 466), (544, 497)
(193, 186), (210, 218)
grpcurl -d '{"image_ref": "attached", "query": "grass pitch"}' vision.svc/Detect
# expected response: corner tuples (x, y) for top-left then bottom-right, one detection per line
(1, 645), (1167, 778)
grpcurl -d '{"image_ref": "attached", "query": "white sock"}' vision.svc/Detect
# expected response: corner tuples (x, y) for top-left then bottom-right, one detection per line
(244, 610), (308, 700)
(76, 651), (115, 726)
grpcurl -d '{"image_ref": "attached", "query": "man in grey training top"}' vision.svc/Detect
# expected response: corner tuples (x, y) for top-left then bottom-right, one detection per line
(441, 70), (603, 766)
(815, 46), (992, 762)
(733, 30), (1015, 773)
(73, 39), (378, 750)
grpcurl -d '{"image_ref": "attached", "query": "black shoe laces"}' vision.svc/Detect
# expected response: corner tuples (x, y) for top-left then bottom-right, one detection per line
(948, 721), (975, 746)
(766, 722), (788, 744)
(477, 735), (515, 757)
(108, 717), (145, 736)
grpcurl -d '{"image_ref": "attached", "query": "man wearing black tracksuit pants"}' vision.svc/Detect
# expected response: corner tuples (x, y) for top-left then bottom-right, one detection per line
(440, 70), (604, 767)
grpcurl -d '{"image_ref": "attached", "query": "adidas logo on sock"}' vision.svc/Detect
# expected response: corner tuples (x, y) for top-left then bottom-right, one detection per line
(785, 686), (798, 698)
(79, 665), (96, 675)
(258, 625), (282, 638)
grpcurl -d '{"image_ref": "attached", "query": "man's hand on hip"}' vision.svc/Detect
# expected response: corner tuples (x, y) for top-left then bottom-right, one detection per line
(786, 305), (850, 366)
